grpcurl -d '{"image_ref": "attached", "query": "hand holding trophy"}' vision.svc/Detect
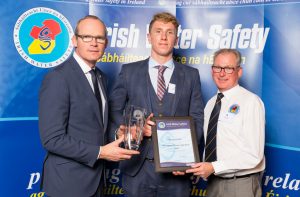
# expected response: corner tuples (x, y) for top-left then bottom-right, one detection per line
(124, 105), (147, 150)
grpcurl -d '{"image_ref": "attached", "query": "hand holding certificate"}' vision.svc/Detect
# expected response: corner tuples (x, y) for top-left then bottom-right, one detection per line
(152, 116), (200, 172)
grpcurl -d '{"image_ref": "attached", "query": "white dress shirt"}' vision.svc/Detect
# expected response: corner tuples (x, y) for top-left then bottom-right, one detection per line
(204, 85), (265, 177)
(73, 52), (106, 121)
(148, 57), (175, 94)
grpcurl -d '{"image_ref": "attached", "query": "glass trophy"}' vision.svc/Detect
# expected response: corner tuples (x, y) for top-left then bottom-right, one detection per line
(124, 105), (147, 150)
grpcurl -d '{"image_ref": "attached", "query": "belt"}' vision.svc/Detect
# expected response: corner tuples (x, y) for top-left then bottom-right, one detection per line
(213, 172), (259, 180)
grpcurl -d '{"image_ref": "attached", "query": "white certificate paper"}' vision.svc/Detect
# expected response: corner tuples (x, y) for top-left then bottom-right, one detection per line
(156, 120), (195, 167)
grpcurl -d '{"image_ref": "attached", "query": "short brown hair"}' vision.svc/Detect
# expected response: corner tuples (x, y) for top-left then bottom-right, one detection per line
(74, 15), (107, 36)
(213, 48), (242, 66)
(149, 12), (179, 34)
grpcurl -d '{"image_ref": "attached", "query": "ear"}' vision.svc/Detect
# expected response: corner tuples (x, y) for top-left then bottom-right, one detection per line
(174, 36), (179, 47)
(238, 67), (243, 79)
(147, 33), (151, 45)
(104, 38), (108, 49)
(72, 35), (77, 48)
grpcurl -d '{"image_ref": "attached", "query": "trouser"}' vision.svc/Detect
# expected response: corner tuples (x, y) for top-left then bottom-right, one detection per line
(122, 159), (191, 197)
(206, 173), (262, 197)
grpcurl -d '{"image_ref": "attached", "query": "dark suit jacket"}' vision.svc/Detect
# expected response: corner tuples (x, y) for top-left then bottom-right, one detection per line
(109, 58), (204, 177)
(39, 56), (108, 197)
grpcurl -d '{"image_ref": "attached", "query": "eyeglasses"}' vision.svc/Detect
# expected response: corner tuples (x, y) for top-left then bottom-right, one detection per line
(212, 65), (240, 74)
(76, 34), (106, 44)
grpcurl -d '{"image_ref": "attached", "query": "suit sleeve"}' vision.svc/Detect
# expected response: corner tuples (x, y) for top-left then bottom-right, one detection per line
(108, 65), (128, 142)
(189, 70), (205, 147)
(39, 71), (99, 167)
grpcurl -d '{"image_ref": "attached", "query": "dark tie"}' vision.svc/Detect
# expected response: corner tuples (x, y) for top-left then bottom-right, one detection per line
(90, 69), (103, 122)
(156, 65), (167, 101)
(205, 92), (224, 162)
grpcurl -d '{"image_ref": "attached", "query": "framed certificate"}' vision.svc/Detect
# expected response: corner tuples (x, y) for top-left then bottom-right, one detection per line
(152, 116), (200, 172)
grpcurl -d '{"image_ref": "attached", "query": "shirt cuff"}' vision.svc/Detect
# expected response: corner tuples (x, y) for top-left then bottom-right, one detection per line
(97, 146), (102, 159)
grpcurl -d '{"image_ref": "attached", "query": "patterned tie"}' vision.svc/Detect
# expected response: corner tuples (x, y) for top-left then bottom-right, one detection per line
(156, 65), (167, 101)
(205, 92), (224, 162)
(90, 69), (103, 122)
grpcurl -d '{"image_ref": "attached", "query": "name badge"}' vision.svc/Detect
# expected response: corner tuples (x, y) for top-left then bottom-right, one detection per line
(168, 83), (176, 94)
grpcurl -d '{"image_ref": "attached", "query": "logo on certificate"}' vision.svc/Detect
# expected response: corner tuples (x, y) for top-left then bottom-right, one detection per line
(158, 121), (166, 129)
(13, 7), (73, 68)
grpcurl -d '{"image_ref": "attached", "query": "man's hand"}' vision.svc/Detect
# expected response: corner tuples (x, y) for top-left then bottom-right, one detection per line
(185, 162), (215, 179)
(115, 125), (126, 139)
(143, 113), (155, 137)
(172, 171), (186, 176)
(99, 137), (139, 161)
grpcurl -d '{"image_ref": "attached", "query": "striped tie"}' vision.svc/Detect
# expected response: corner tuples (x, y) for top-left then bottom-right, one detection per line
(205, 92), (224, 162)
(156, 65), (167, 101)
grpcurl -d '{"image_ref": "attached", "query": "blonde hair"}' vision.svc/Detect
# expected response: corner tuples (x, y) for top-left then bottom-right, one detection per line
(149, 12), (179, 34)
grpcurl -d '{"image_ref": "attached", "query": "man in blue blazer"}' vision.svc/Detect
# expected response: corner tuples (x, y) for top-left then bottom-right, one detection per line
(109, 12), (204, 197)
(39, 15), (139, 197)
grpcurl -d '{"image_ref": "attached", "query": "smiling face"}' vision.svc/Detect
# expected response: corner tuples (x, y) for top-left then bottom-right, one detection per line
(147, 20), (178, 63)
(212, 52), (242, 92)
(72, 18), (107, 68)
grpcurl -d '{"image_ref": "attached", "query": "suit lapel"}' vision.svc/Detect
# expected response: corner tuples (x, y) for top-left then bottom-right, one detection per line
(171, 63), (185, 116)
(96, 68), (108, 131)
(141, 59), (153, 113)
(70, 57), (104, 127)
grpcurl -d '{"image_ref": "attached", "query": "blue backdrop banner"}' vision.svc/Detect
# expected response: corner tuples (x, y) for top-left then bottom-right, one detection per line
(0, 0), (299, 196)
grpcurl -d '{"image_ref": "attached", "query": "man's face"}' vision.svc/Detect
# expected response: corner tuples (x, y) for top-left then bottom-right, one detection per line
(147, 20), (178, 61)
(212, 53), (242, 92)
(72, 18), (107, 68)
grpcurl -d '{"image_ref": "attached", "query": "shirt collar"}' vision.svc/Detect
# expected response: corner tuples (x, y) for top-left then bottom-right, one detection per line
(218, 84), (240, 100)
(148, 57), (174, 69)
(73, 52), (94, 74)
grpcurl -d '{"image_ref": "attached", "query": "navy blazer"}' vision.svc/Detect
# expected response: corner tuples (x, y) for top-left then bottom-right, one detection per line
(109, 58), (204, 176)
(39, 56), (108, 197)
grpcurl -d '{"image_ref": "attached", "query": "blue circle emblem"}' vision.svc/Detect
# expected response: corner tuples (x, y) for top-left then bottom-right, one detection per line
(14, 7), (73, 68)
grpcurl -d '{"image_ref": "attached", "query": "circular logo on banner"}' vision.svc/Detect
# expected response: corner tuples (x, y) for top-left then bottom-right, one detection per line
(13, 7), (73, 68)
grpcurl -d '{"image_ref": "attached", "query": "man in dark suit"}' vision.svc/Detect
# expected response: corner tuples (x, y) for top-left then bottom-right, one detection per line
(39, 15), (139, 197)
(109, 12), (204, 197)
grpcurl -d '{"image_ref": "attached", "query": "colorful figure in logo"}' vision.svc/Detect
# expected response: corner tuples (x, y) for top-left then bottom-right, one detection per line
(28, 19), (61, 54)
(229, 104), (240, 114)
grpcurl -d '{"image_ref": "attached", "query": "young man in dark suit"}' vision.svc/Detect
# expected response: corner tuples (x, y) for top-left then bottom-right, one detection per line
(109, 12), (204, 197)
